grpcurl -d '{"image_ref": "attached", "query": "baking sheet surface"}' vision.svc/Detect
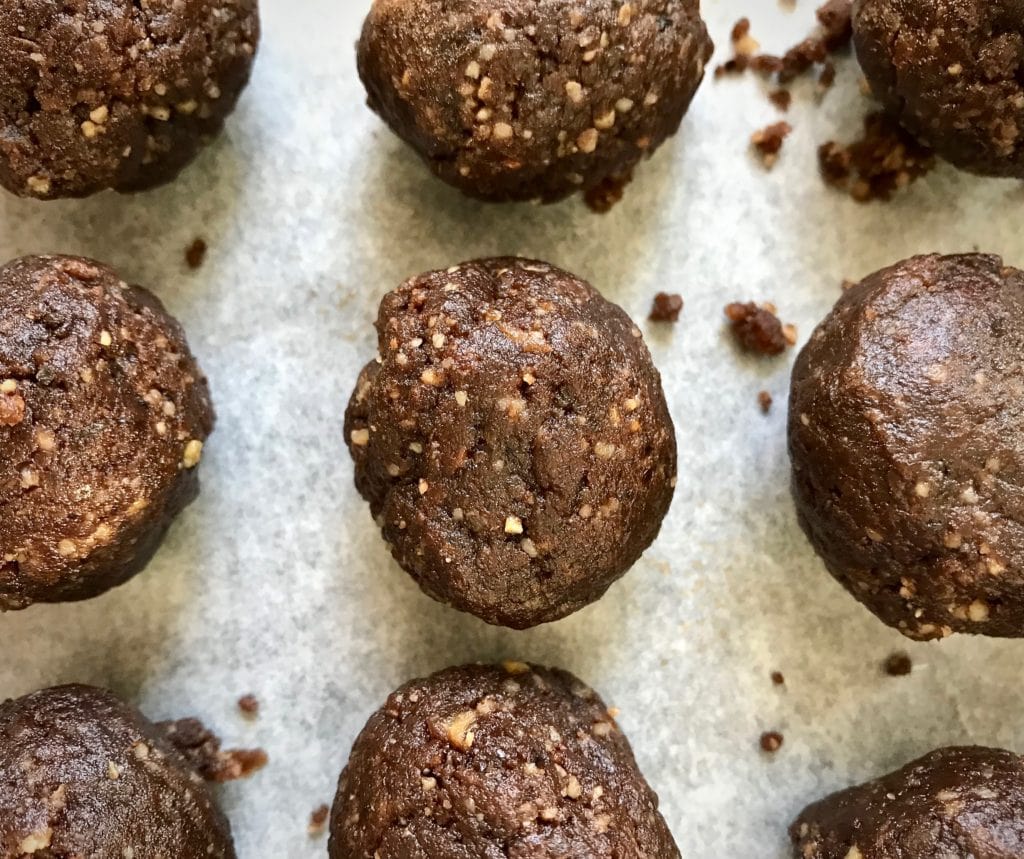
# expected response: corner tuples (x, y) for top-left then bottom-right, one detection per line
(3, 1), (1024, 856)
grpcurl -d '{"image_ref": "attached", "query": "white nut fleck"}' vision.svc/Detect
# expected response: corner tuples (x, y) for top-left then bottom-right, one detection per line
(350, 428), (370, 446)
(504, 515), (524, 535)
(182, 439), (204, 468)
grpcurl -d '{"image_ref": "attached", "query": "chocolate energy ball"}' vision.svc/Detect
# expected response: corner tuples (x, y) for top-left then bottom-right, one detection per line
(789, 254), (1024, 640)
(0, 685), (236, 858)
(344, 258), (677, 629)
(0, 255), (214, 610)
(853, 0), (1024, 178)
(329, 662), (681, 859)
(0, 0), (259, 199)
(357, 0), (713, 203)
(791, 746), (1024, 858)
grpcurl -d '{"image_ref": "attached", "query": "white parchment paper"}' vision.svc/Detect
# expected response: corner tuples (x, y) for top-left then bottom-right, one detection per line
(4, 1), (1024, 856)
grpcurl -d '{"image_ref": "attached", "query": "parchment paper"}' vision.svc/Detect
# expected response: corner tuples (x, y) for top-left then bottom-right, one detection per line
(4, 1), (1024, 856)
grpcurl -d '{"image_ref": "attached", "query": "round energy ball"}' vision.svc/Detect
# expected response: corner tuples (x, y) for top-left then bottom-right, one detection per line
(0, 0), (259, 199)
(789, 254), (1024, 640)
(356, 0), (713, 203)
(791, 746), (1024, 858)
(328, 663), (681, 859)
(854, 0), (1024, 177)
(344, 258), (677, 629)
(0, 255), (215, 610)
(0, 685), (236, 858)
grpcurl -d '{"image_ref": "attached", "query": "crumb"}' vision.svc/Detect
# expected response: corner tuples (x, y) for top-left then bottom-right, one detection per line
(818, 59), (837, 90)
(726, 303), (793, 356)
(584, 172), (633, 213)
(715, 17), (760, 77)
(238, 694), (259, 717)
(751, 122), (793, 168)
(649, 292), (684, 323)
(818, 111), (936, 202)
(185, 238), (207, 270)
(883, 652), (913, 676)
(770, 670), (785, 685)
(158, 718), (268, 783)
(760, 731), (785, 753)
(309, 804), (330, 836)
(769, 89), (792, 111)
(759, 391), (774, 414)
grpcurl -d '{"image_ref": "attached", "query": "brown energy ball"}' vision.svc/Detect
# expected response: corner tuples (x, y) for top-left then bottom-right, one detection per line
(791, 746), (1024, 858)
(329, 663), (681, 859)
(0, 0), (259, 199)
(853, 0), (1024, 178)
(356, 0), (713, 203)
(0, 685), (236, 858)
(0, 255), (215, 610)
(789, 254), (1024, 640)
(344, 258), (677, 629)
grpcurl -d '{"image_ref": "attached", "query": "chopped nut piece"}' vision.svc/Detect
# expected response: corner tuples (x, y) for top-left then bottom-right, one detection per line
(504, 515), (524, 535)
(446, 710), (477, 751)
(182, 439), (204, 468)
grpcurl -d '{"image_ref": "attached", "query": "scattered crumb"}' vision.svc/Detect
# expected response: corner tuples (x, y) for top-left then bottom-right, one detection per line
(158, 718), (268, 783)
(770, 671), (785, 686)
(759, 391), (774, 414)
(884, 652), (913, 677)
(768, 89), (792, 111)
(725, 302), (794, 356)
(715, 17), (759, 77)
(584, 172), (633, 213)
(760, 731), (785, 753)
(309, 804), (330, 836)
(238, 694), (260, 717)
(185, 238), (208, 270)
(649, 292), (684, 323)
(819, 111), (936, 202)
(751, 122), (793, 169)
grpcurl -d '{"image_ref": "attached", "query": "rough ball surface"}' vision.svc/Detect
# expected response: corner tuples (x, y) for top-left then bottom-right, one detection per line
(789, 254), (1024, 640)
(357, 0), (712, 202)
(345, 258), (677, 629)
(854, 0), (1024, 177)
(0, 0), (259, 199)
(0, 685), (236, 859)
(329, 663), (681, 859)
(0, 255), (215, 610)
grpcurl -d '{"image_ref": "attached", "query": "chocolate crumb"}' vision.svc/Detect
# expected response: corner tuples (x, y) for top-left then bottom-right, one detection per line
(309, 803), (330, 836)
(884, 652), (913, 677)
(158, 717), (268, 783)
(725, 302), (793, 356)
(818, 111), (936, 202)
(649, 292), (684, 323)
(238, 694), (259, 717)
(771, 670), (785, 685)
(751, 122), (793, 169)
(185, 238), (208, 270)
(584, 172), (633, 214)
(759, 391), (775, 414)
(769, 89), (792, 111)
(760, 731), (785, 753)
(715, 17), (760, 77)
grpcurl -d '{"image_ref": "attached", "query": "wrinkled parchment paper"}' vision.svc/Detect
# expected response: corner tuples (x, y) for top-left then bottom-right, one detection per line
(4, 1), (1024, 856)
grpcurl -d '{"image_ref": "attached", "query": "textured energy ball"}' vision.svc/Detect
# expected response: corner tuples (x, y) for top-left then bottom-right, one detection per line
(344, 258), (677, 629)
(356, 0), (713, 203)
(791, 746), (1024, 858)
(789, 254), (1024, 640)
(0, 685), (236, 858)
(0, 0), (259, 199)
(0, 255), (214, 610)
(328, 663), (681, 859)
(854, 0), (1024, 177)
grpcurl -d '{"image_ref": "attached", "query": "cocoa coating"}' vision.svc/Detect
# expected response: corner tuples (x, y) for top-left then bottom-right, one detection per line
(0, 685), (236, 859)
(853, 0), (1024, 178)
(356, 0), (712, 203)
(0, 0), (259, 199)
(0, 255), (214, 610)
(789, 254), (1024, 640)
(344, 258), (677, 629)
(328, 663), (681, 859)
(791, 746), (1024, 858)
